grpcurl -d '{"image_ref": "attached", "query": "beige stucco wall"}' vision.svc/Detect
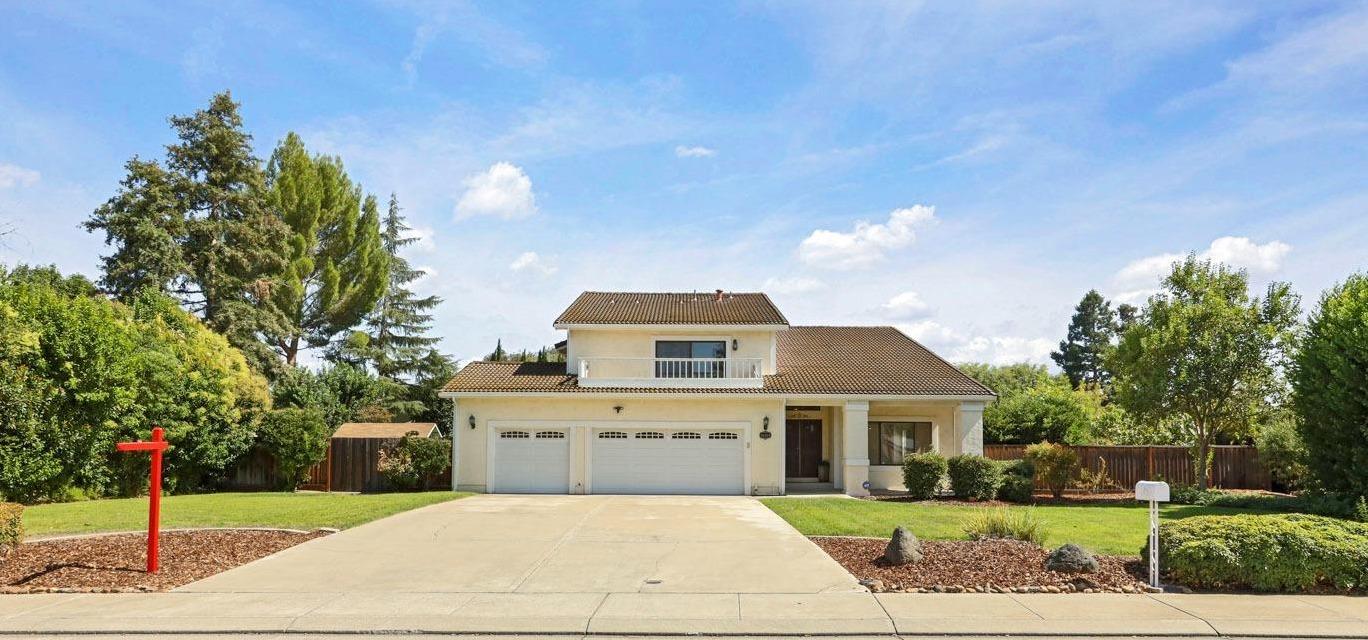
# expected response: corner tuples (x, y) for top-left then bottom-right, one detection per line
(453, 395), (786, 495)
(864, 401), (959, 492)
(565, 328), (779, 374)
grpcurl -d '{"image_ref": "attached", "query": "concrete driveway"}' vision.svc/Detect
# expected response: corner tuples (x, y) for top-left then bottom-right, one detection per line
(180, 494), (861, 594)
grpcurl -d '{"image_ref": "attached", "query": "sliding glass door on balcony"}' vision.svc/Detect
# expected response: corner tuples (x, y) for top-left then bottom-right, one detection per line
(654, 340), (727, 378)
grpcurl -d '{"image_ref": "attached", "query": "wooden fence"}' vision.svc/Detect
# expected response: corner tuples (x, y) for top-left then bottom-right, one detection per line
(983, 444), (1270, 491)
(229, 437), (451, 492)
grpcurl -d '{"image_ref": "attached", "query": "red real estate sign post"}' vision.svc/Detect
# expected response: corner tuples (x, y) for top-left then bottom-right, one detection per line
(116, 426), (169, 573)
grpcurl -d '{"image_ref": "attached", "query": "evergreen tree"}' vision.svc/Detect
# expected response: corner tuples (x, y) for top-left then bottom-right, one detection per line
(1051, 290), (1118, 390)
(346, 193), (444, 379)
(487, 339), (507, 361)
(85, 92), (290, 373)
(263, 133), (388, 365)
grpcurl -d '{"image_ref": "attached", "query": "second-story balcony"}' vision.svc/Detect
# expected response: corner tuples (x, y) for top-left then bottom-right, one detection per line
(578, 357), (764, 388)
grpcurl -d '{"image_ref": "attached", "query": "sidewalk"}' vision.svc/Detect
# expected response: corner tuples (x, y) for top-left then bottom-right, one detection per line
(2, 591), (1366, 636)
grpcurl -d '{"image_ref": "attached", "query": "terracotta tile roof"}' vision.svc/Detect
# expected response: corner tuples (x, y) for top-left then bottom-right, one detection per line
(442, 327), (993, 397)
(333, 422), (439, 438)
(554, 291), (788, 326)
(766, 326), (994, 395)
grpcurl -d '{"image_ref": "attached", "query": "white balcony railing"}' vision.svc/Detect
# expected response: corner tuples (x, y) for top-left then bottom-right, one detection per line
(578, 357), (764, 388)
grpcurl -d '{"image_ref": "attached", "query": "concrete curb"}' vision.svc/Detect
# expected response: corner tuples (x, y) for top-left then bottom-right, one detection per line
(27, 527), (329, 542)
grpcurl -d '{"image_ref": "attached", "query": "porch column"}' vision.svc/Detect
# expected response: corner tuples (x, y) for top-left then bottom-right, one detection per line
(955, 401), (986, 456)
(842, 400), (870, 497)
(450, 398), (460, 491)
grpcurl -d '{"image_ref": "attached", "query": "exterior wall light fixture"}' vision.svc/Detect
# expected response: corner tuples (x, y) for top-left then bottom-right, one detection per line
(759, 416), (772, 439)
(731, 338), (739, 351)
(468, 414), (476, 429)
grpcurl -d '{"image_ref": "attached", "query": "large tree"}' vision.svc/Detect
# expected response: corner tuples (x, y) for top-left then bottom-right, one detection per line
(85, 92), (290, 373)
(1291, 273), (1368, 498)
(1051, 290), (1118, 390)
(263, 133), (387, 365)
(350, 194), (443, 379)
(1109, 256), (1299, 489)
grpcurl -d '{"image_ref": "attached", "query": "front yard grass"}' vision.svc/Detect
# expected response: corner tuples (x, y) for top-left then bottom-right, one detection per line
(761, 497), (1276, 555)
(24, 491), (468, 537)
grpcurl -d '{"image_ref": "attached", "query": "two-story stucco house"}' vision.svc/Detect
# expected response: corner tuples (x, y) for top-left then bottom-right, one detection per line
(439, 290), (994, 497)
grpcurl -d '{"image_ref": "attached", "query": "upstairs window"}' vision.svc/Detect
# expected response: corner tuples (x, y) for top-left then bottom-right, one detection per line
(655, 340), (727, 378)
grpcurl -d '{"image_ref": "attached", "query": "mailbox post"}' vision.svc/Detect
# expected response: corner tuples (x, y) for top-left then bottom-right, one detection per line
(1135, 480), (1170, 588)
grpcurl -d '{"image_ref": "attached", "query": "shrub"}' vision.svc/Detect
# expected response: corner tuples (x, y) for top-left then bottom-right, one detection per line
(946, 454), (1002, 501)
(995, 459), (1035, 503)
(1075, 457), (1117, 494)
(1255, 414), (1309, 492)
(1169, 485), (1359, 520)
(378, 435), (451, 491)
(1355, 496), (1368, 523)
(1025, 442), (1079, 498)
(963, 507), (1045, 545)
(258, 408), (330, 490)
(901, 452), (947, 499)
(0, 502), (22, 559)
(1155, 514), (1368, 592)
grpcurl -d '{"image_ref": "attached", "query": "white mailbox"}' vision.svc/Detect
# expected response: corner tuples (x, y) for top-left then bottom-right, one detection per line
(1135, 480), (1170, 502)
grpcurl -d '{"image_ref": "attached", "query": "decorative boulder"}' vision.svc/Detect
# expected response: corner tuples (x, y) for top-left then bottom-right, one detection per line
(883, 526), (923, 565)
(1045, 543), (1099, 573)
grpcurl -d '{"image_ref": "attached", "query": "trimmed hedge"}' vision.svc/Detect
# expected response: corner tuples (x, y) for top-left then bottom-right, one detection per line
(1169, 485), (1361, 520)
(0, 502), (22, 558)
(901, 452), (947, 499)
(1154, 514), (1368, 592)
(946, 454), (1002, 501)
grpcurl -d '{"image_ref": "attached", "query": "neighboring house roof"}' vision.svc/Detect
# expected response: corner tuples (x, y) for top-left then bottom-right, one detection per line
(333, 422), (439, 438)
(442, 326), (993, 397)
(554, 291), (789, 326)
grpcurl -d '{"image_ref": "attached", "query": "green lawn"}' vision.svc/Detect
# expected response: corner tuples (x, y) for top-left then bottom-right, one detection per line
(23, 491), (469, 537)
(761, 497), (1274, 555)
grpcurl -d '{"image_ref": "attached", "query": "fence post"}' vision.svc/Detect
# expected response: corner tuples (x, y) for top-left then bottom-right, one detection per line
(1147, 446), (1154, 480)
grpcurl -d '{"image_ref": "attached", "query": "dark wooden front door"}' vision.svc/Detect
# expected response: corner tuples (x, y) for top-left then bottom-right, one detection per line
(786, 420), (822, 478)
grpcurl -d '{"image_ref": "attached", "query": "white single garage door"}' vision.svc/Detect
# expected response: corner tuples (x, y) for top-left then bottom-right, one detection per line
(492, 429), (569, 493)
(591, 428), (744, 495)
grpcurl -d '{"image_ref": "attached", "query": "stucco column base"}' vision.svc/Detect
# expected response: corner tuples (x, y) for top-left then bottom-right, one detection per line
(843, 462), (870, 497)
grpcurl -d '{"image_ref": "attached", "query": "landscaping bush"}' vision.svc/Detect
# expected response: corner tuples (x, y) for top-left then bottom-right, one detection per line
(0, 502), (22, 559)
(996, 459), (1036, 503)
(1154, 513), (1368, 592)
(258, 408), (330, 490)
(1169, 485), (1360, 520)
(901, 452), (947, 499)
(378, 435), (452, 490)
(946, 454), (1002, 501)
(963, 507), (1045, 545)
(1025, 442), (1079, 498)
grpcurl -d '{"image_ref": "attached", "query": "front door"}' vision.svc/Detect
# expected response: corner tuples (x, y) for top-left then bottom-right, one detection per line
(785, 419), (822, 479)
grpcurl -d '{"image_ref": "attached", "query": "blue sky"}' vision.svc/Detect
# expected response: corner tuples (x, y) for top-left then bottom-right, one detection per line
(2, 1), (1366, 366)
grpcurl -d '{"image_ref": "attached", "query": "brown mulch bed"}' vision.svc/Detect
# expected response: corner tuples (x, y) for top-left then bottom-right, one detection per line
(0, 529), (326, 593)
(813, 536), (1151, 593)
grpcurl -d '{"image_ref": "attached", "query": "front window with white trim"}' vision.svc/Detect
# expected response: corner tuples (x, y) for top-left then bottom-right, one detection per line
(867, 422), (933, 465)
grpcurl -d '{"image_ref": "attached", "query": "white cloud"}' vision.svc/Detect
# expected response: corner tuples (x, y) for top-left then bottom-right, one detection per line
(881, 290), (932, 319)
(798, 205), (936, 269)
(762, 276), (824, 294)
(1113, 236), (1292, 295)
(899, 320), (1052, 366)
(405, 225), (436, 252)
(509, 251), (557, 276)
(0, 163), (40, 189)
(674, 145), (716, 158)
(455, 162), (537, 220)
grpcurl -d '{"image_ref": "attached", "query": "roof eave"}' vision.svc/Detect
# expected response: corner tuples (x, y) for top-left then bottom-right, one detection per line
(553, 322), (790, 331)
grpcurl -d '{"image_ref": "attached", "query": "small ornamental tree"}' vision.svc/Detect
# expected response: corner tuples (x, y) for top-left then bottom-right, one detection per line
(1292, 274), (1368, 499)
(378, 435), (452, 491)
(259, 408), (330, 490)
(1109, 257), (1299, 489)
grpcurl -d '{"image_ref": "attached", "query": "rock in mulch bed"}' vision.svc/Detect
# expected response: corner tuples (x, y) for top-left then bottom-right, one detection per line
(0, 529), (327, 593)
(813, 536), (1152, 594)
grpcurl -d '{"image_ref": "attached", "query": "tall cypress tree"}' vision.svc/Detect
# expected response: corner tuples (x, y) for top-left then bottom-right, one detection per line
(263, 133), (388, 365)
(1051, 290), (1118, 390)
(85, 92), (289, 373)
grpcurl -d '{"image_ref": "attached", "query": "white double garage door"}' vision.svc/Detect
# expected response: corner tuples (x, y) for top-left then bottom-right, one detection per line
(491, 425), (745, 495)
